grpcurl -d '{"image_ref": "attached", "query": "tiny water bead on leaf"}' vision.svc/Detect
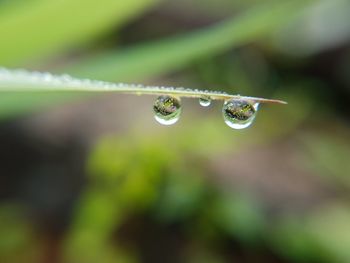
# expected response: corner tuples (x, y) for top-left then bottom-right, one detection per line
(222, 99), (259, 129)
(153, 95), (182, 125)
(199, 96), (211, 107)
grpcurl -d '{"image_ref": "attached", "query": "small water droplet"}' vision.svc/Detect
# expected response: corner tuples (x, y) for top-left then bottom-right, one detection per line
(199, 96), (211, 107)
(222, 99), (257, 129)
(153, 95), (181, 125)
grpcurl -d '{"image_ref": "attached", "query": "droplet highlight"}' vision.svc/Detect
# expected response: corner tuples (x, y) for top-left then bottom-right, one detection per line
(153, 95), (182, 125)
(222, 99), (257, 129)
(199, 96), (211, 107)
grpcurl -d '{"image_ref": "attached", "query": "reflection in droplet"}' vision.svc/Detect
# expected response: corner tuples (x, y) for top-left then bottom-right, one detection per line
(153, 95), (182, 125)
(222, 99), (257, 129)
(199, 96), (211, 107)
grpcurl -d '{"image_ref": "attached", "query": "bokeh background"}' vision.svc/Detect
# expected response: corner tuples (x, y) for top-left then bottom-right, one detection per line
(0, 0), (350, 262)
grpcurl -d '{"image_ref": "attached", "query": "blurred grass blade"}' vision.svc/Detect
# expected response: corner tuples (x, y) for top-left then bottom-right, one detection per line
(65, 0), (317, 81)
(0, 0), (160, 66)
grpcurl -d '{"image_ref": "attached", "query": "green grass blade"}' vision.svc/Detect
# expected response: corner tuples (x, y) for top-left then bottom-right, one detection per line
(0, 0), (160, 66)
(65, 0), (317, 82)
(0, 68), (287, 104)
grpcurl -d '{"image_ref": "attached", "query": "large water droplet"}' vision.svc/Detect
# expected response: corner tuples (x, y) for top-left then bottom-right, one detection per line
(153, 95), (181, 125)
(222, 99), (257, 129)
(199, 96), (211, 107)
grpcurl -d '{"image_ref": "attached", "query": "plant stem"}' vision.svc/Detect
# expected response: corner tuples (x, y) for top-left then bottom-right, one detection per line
(0, 68), (286, 104)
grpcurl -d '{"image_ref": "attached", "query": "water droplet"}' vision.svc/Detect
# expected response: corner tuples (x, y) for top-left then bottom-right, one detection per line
(222, 99), (257, 129)
(199, 96), (211, 107)
(153, 95), (181, 125)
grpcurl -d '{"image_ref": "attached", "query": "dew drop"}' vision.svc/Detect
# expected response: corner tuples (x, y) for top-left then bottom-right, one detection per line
(222, 99), (257, 129)
(199, 96), (211, 107)
(153, 95), (181, 125)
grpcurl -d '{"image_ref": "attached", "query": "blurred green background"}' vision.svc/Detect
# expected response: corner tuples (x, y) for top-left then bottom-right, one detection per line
(0, 0), (350, 262)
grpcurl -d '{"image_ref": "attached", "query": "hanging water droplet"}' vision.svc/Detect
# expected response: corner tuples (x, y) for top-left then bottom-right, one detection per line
(199, 96), (211, 107)
(222, 99), (257, 129)
(153, 95), (182, 125)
